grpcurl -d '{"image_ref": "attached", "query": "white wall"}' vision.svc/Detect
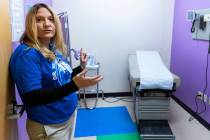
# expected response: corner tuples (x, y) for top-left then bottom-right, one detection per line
(52, 0), (175, 93)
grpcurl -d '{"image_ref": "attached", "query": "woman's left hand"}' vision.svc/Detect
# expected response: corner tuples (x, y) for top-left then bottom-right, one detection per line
(80, 48), (88, 69)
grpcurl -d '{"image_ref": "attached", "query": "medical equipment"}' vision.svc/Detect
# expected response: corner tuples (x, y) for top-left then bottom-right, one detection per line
(128, 51), (181, 140)
(70, 48), (80, 60)
(78, 55), (104, 109)
(187, 10), (197, 22)
(188, 8), (210, 40)
(68, 50), (97, 66)
(87, 54), (96, 67)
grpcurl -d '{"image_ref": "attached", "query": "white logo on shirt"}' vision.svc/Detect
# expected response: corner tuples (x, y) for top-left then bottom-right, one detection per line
(51, 59), (72, 85)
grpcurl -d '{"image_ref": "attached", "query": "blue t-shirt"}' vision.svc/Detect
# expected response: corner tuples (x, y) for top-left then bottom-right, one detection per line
(10, 43), (78, 124)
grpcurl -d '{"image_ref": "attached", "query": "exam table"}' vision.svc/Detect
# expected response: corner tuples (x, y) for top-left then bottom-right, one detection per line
(128, 53), (181, 140)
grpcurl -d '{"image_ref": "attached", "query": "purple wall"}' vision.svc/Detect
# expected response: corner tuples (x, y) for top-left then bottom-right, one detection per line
(171, 0), (210, 124)
(16, 1), (52, 140)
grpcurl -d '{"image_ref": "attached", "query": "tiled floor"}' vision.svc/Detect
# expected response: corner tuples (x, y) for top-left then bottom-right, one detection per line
(72, 97), (210, 140)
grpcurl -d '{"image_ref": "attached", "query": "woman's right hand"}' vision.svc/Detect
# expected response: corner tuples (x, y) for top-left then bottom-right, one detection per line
(73, 69), (103, 89)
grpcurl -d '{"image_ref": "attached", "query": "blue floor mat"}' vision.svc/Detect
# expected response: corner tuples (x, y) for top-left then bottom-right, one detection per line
(74, 106), (137, 137)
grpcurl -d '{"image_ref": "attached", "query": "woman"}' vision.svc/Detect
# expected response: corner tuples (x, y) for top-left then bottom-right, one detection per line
(10, 3), (103, 140)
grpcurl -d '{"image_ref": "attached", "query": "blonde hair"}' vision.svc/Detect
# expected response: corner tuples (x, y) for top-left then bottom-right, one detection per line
(20, 3), (66, 60)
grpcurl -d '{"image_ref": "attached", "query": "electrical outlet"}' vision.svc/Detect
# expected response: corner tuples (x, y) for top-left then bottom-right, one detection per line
(197, 91), (208, 103)
(197, 91), (203, 100)
(197, 91), (203, 97)
(209, 97), (210, 105)
(204, 94), (208, 103)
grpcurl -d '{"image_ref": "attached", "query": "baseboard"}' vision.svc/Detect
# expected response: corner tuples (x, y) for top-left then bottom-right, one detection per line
(78, 92), (210, 130)
(77, 92), (132, 98)
(172, 95), (210, 131)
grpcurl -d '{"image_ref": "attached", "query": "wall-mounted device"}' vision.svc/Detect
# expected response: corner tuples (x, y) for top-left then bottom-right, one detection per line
(204, 14), (210, 22)
(187, 10), (197, 22)
(187, 10), (198, 33)
(187, 8), (210, 41)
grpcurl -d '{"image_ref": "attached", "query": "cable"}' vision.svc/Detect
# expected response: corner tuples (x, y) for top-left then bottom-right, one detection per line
(103, 96), (135, 103)
(191, 13), (198, 33)
(102, 74), (136, 103)
(189, 33), (210, 122)
(191, 19), (196, 33)
(197, 33), (210, 115)
(103, 76), (137, 103)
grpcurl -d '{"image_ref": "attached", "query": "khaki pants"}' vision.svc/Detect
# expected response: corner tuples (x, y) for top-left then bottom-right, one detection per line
(26, 113), (75, 140)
